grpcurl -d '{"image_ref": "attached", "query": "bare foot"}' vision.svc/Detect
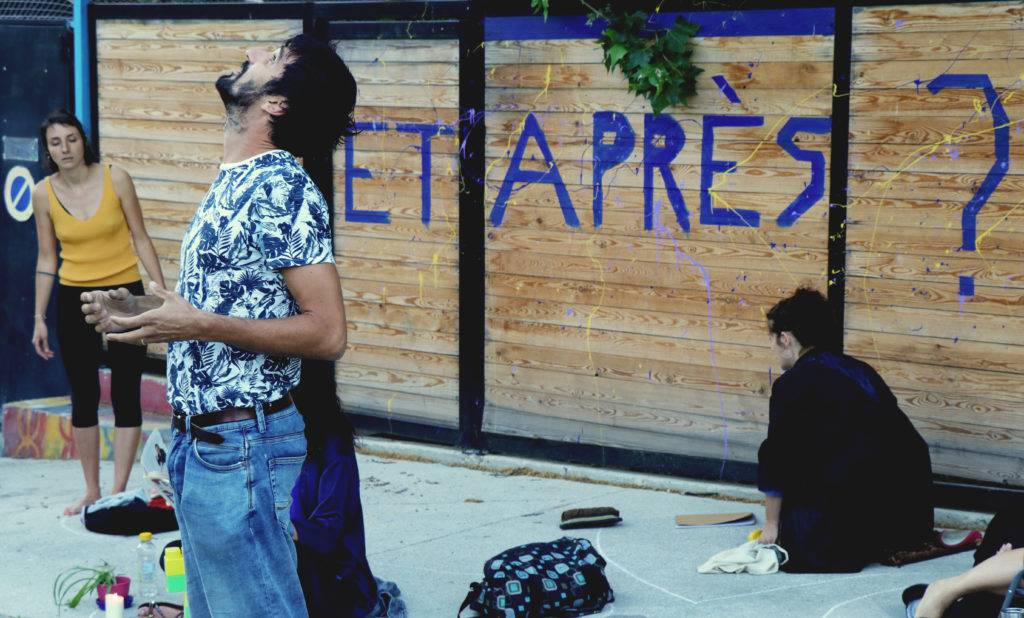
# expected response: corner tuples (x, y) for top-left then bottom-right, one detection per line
(64, 492), (100, 516)
(914, 578), (957, 618)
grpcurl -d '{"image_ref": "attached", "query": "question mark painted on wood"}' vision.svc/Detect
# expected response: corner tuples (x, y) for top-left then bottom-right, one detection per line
(927, 74), (1009, 297)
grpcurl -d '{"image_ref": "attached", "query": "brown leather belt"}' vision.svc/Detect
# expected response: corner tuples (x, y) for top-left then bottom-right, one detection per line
(172, 393), (293, 443)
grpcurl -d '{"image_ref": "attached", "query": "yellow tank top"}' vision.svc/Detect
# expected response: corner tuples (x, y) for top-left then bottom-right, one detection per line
(46, 165), (140, 287)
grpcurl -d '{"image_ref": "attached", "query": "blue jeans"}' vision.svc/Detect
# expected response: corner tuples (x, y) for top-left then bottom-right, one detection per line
(167, 404), (308, 617)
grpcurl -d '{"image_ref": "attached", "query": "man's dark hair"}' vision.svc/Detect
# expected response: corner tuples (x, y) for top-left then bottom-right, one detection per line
(264, 34), (357, 157)
(39, 109), (97, 172)
(766, 286), (837, 350)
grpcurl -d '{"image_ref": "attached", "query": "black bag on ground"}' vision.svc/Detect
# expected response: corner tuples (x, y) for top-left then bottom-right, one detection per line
(458, 537), (614, 618)
(82, 489), (178, 535)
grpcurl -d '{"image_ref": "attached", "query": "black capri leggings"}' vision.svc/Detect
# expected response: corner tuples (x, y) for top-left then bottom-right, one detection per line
(56, 280), (146, 428)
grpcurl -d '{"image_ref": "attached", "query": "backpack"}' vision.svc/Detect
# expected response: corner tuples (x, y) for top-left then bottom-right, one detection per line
(458, 537), (614, 618)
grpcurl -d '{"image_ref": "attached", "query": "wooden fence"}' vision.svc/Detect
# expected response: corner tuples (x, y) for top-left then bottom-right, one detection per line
(91, 1), (1024, 490)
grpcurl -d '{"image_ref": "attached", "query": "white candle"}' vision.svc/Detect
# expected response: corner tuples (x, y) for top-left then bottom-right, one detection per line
(105, 593), (124, 618)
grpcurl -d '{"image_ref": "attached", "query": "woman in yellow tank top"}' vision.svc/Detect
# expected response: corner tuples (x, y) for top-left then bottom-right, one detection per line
(31, 110), (165, 517)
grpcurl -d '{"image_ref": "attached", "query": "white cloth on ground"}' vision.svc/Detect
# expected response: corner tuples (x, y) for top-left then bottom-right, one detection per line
(697, 540), (789, 574)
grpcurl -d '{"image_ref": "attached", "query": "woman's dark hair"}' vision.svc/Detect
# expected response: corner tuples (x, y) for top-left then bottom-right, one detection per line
(264, 34), (358, 157)
(293, 359), (355, 461)
(766, 286), (838, 350)
(39, 109), (97, 172)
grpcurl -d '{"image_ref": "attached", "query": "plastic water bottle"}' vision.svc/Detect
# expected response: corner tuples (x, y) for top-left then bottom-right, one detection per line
(136, 531), (159, 608)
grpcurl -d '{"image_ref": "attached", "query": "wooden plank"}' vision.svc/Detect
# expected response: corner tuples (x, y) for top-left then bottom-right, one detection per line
(486, 87), (832, 116)
(843, 275), (1024, 317)
(335, 196), (459, 226)
(846, 225), (1024, 262)
(852, 3), (1024, 34)
(98, 39), (266, 61)
(845, 301), (1024, 347)
(486, 293), (770, 347)
(336, 364), (457, 399)
(845, 329), (1024, 377)
(342, 342), (457, 379)
(97, 19), (302, 42)
(486, 228), (825, 275)
(871, 357), (1024, 405)
(134, 179), (210, 204)
(849, 141), (1024, 177)
(846, 197), (1024, 228)
(99, 58), (239, 83)
(847, 251), (1024, 291)
(487, 111), (832, 143)
(98, 79), (219, 103)
(99, 97), (224, 125)
(336, 217), (459, 244)
(336, 234), (457, 267)
(486, 317), (777, 374)
(328, 129), (458, 155)
(347, 61), (459, 86)
(338, 384), (458, 427)
(487, 361), (771, 413)
(483, 393), (761, 462)
(886, 385), (1024, 434)
(486, 340), (771, 414)
(346, 320), (457, 356)
(487, 273), (778, 322)
(335, 149), (460, 179)
(100, 137), (223, 165)
(848, 116), (1010, 146)
(332, 39), (459, 64)
(346, 299), (457, 335)
(853, 58), (1024, 90)
(100, 118), (223, 145)
(487, 251), (823, 298)
(102, 155), (220, 185)
(853, 29), (1024, 61)
(849, 89), (1024, 117)
(485, 36), (834, 64)
(848, 169), (1024, 204)
(356, 84), (458, 109)
(926, 447), (1024, 486)
(342, 278), (457, 312)
(350, 105), (459, 126)
(336, 258), (459, 290)
(487, 61), (833, 91)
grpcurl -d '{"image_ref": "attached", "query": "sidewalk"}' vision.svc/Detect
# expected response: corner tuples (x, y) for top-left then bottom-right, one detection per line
(0, 438), (978, 618)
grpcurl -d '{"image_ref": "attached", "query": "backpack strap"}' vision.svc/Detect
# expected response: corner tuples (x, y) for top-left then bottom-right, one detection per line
(458, 582), (484, 618)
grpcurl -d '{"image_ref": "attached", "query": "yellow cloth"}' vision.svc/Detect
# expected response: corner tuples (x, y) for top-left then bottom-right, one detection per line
(46, 165), (140, 286)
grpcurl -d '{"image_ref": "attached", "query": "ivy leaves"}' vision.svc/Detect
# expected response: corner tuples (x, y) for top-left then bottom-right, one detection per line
(530, 2), (702, 114)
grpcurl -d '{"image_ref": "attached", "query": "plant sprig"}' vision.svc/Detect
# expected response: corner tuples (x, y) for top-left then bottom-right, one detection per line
(531, 1), (702, 114)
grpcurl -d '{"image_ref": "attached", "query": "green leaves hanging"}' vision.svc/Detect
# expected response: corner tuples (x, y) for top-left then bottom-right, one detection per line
(531, 2), (702, 114)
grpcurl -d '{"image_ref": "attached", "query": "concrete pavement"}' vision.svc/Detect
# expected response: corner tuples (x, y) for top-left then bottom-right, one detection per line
(0, 438), (979, 617)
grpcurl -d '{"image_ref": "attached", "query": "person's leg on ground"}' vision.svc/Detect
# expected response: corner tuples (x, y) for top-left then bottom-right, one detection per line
(57, 284), (104, 515)
(166, 425), (213, 618)
(915, 546), (1024, 617)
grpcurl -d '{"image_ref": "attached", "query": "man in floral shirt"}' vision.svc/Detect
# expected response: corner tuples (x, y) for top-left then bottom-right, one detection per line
(81, 34), (355, 617)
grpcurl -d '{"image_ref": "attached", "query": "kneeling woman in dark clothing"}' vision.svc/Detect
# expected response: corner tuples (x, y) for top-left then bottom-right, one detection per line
(291, 393), (403, 617)
(756, 288), (934, 573)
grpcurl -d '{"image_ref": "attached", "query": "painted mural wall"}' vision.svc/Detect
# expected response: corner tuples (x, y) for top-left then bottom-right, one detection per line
(92, 3), (1024, 487)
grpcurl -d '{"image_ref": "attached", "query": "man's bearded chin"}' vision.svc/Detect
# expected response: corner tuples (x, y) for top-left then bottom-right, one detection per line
(215, 71), (261, 111)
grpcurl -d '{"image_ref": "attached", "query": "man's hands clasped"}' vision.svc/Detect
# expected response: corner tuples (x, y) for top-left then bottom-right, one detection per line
(81, 281), (203, 345)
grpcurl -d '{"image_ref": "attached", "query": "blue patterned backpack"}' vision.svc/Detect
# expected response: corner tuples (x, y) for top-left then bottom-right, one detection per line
(458, 537), (614, 617)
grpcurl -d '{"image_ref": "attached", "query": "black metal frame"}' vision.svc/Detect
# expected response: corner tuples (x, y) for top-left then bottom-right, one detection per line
(87, 0), (1024, 508)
